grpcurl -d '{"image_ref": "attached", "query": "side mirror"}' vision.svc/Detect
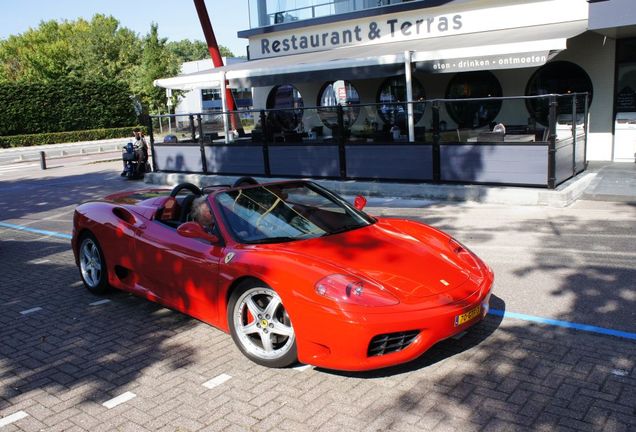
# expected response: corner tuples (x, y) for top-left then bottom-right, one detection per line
(177, 221), (219, 243)
(354, 195), (367, 211)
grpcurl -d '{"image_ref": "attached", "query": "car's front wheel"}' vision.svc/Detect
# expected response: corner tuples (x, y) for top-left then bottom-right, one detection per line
(78, 233), (109, 294)
(228, 280), (297, 368)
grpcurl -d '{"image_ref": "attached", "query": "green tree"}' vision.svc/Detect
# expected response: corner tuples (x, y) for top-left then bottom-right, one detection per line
(0, 15), (140, 83)
(130, 23), (179, 114)
(166, 39), (235, 62)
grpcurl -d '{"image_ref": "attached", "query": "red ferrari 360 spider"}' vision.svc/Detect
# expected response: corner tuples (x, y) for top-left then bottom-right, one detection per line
(72, 179), (493, 371)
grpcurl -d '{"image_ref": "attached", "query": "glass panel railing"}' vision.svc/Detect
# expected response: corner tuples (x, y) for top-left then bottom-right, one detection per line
(436, 96), (555, 144)
(150, 94), (588, 148)
(248, 0), (415, 28)
(151, 114), (197, 144)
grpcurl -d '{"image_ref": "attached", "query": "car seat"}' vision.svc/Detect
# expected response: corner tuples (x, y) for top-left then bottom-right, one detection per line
(179, 194), (198, 223)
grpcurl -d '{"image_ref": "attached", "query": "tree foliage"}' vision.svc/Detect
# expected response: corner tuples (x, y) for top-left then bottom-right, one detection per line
(167, 39), (234, 62)
(0, 14), (235, 128)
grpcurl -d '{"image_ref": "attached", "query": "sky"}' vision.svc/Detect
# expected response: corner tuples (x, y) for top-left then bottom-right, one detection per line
(0, 0), (252, 57)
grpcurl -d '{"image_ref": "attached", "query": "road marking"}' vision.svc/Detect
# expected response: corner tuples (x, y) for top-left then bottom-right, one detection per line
(202, 373), (232, 389)
(31, 259), (51, 265)
(89, 299), (111, 306)
(293, 364), (312, 371)
(20, 307), (42, 315)
(0, 410), (29, 427)
(488, 309), (636, 341)
(0, 163), (39, 171)
(0, 222), (72, 240)
(102, 391), (136, 409)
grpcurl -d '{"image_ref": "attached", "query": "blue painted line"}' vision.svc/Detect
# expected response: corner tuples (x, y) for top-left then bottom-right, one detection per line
(488, 308), (636, 341)
(0, 221), (72, 240)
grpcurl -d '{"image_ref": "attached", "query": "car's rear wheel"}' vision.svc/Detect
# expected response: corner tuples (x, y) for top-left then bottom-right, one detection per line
(78, 233), (109, 294)
(228, 280), (297, 368)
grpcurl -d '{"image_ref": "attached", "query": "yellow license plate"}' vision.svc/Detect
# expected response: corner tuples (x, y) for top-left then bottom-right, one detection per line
(454, 305), (481, 327)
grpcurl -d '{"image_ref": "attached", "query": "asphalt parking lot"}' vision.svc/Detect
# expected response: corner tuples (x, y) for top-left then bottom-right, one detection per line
(1, 160), (635, 431)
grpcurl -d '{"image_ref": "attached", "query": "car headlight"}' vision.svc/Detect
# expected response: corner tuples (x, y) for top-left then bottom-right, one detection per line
(315, 274), (399, 307)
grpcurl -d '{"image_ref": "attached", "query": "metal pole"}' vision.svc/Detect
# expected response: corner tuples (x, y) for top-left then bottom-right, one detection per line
(432, 101), (441, 182)
(571, 94), (577, 177)
(189, 114), (196, 142)
(547, 95), (557, 189)
(337, 105), (346, 179)
(260, 110), (271, 176)
(404, 50), (415, 142)
(192, 0), (243, 133)
(220, 71), (230, 144)
(148, 115), (158, 172)
(39, 151), (46, 170)
(583, 93), (589, 169)
(198, 114), (208, 173)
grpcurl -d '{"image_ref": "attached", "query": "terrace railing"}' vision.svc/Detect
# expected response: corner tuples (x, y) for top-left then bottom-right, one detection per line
(149, 94), (588, 189)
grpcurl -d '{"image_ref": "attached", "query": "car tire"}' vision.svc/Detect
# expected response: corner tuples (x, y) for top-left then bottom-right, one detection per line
(78, 233), (110, 295)
(228, 280), (297, 368)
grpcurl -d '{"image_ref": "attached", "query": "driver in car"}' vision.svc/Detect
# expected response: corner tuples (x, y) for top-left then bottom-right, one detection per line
(191, 195), (215, 233)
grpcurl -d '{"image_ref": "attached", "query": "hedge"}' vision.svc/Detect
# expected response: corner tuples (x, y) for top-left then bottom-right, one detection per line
(0, 78), (138, 136)
(0, 126), (146, 148)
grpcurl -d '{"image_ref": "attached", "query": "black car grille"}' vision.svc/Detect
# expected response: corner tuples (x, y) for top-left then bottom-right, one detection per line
(367, 330), (420, 357)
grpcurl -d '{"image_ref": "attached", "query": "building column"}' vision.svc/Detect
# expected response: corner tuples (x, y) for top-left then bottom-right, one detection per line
(220, 71), (230, 143)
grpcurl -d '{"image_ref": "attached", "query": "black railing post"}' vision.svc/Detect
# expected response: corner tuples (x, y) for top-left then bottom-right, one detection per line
(148, 115), (158, 172)
(337, 105), (346, 179)
(572, 94), (577, 177)
(189, 114), (196, 142)
(547, 95), (558, 189)
(260, 110), (271, 176)
(583, 93), (589, 169)
(197, 114), (208, 174)
(432, 101), (441, 183)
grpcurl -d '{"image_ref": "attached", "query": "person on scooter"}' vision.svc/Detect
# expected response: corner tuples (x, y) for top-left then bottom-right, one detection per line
(121, 128), (148, 176)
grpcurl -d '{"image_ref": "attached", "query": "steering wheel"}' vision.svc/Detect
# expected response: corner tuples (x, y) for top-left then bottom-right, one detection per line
(169, 182), (202, 197)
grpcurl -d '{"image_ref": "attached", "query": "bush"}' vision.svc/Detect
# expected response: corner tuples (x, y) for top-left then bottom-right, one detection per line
(0, 126), (146, 148)
(0, 78), (137, 136)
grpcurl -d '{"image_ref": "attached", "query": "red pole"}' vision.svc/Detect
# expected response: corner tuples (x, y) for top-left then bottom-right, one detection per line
(193, 0), (241, 130)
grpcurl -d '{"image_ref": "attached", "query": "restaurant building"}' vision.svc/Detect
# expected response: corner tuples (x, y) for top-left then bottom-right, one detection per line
(153, 0), (636, 186)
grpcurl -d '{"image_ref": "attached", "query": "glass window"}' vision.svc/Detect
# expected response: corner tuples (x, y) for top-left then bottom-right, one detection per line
(317, 80), (360, 127)
(445, 71), (502, 129)
(376, 76), (426, 130)
(525, 61), (593, 126)
(616, 38), (636, 113)
(266, 84), (304, 132)
(215, 182), (373, 244)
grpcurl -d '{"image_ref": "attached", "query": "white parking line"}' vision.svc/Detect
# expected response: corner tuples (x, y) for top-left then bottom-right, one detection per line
(20, 307), (42, 315)
(0, 163), (39, 172)
(31, 259), (51, 265)
(0, 410), (29, 427)
(89, 299), (111, 306)
(102, 391), (136, 409)
(202, 373), (232, 389)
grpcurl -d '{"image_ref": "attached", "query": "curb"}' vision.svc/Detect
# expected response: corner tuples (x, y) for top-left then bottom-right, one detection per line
(144, 171), (597, 207)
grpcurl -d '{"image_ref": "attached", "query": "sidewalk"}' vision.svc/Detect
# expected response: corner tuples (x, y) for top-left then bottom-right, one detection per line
(145, 161), (636, 207)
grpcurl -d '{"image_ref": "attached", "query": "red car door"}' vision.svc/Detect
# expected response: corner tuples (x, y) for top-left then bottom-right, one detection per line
(134, 220), (224, 323)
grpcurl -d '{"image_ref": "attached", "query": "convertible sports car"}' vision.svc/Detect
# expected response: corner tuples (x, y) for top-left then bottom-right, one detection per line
(72, 178), (493, 371)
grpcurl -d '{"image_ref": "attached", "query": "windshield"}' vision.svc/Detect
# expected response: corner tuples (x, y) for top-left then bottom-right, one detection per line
(215, 182), (374, 244)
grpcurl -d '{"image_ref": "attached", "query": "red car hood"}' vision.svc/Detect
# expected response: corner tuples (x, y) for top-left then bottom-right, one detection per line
(270, 220), (472, 300)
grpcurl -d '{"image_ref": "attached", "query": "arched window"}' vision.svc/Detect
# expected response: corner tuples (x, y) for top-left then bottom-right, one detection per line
(376, 76), (425, 129)
(266, 84), (304, 132)
(317, 80), (361, 127)
(525, 61), (593, 126)
(445, 71), (502, 128)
